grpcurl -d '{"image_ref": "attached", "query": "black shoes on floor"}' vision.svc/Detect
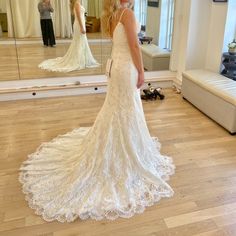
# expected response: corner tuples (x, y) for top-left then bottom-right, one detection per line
(141, 86), (165, 101)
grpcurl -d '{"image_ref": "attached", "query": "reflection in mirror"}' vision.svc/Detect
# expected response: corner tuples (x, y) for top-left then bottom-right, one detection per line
(5, 0), (103, 80)
(38, 0), (100, 73)
(0, 0), (175, 82)
(136, 0), (175, 72)
(0, 0), (20, 81)
(101, 0), (175, 73)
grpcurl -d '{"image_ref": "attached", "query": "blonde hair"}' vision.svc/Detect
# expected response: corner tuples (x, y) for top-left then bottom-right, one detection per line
(101, 0), (133, 37)
(70, 0), (79, 15)
(101, 0), (120, 37)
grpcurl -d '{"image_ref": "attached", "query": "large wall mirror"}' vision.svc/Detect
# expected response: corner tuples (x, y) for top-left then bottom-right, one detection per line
(0, 0), (175, 82)
(0, 0), (20, 80)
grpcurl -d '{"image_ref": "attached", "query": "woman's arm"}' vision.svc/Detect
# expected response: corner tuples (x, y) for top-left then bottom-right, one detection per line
(121, 9), (144, 88)
(38, 3), (44, 13)
(75, 2), (86, 34)
(48, 2), (54, 13)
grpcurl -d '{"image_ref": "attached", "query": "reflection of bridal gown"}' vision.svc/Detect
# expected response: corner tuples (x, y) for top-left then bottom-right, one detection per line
(19, 10), (175, 222)
(38, 5), (99, 72)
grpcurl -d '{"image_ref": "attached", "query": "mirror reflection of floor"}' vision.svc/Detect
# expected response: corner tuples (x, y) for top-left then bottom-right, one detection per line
(0, 38), (112, 81)
(0, 44), (19, 81)
(0, 32), (103, 41)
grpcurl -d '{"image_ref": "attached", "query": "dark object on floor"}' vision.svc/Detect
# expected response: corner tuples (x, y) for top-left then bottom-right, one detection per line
(221, 52), (236, 81)
(141, 86), (165, 100)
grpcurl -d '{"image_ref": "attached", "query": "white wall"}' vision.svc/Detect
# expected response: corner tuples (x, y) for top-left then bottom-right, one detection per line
(205, 2), (228, 72)
(186, 0), (211, 70)
(170, 0), (229, 82)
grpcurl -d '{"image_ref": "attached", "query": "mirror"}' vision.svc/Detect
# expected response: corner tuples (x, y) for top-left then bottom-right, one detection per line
(12, 0), (103, 80)
(0, 0), (175, 82)
(136, 0), (175, 72)
(0, 0), (20, 81)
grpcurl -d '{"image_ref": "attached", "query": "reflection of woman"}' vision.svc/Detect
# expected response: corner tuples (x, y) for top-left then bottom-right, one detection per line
(38, 0), (56, 47)
(38, 0), (99, 72)
(19, 0), (175, 222)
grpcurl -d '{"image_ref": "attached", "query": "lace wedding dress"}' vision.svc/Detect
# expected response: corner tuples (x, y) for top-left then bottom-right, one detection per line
(38, 5), (99, 72)
(19, 11), (175, 223)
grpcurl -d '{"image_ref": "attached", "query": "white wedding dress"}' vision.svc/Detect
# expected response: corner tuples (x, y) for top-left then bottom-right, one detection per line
(38, 5), (99, 72)
(19, 11), (175, 223)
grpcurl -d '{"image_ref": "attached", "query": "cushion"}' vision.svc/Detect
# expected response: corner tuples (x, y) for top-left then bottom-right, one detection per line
(140, 44), (170, 58)
(183, 69), (236, 106)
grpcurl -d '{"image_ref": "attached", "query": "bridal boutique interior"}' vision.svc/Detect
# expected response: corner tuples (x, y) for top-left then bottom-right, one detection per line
(0, 0), (104, 80)
(0, 0), (173, 81)
(0, 0), (236, 235)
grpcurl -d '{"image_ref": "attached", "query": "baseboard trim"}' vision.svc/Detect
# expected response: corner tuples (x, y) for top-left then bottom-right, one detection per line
(0, 71), (178, 101)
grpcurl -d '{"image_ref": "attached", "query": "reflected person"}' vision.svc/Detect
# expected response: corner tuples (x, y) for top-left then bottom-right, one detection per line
(38, 0), (99, 72)
(38, 0), (56, 47)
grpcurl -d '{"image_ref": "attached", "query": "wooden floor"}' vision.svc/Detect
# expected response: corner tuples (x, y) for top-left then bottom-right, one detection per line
(0, 40), (112, 82)
(0, 89), (236, 236)
(0, 44), (19, 81)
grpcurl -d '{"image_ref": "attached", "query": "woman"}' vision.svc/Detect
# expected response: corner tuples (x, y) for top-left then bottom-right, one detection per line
(38, 0), (99, 72)
(38, 0), (56, 47)
(19, 0), (175, 222)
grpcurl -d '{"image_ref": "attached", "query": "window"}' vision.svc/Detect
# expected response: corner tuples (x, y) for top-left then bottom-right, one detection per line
(159, 0), (175, 50)
(134, 0), (147, 27)
(134, 0), (174, 50)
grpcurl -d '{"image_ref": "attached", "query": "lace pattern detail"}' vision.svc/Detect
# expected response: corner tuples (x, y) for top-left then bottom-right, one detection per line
(19, 20), (175, 223)
(19, 128), (175, 222)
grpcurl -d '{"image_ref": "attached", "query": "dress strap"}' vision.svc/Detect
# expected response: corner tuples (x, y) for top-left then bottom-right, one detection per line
(118, 8), (128, 23)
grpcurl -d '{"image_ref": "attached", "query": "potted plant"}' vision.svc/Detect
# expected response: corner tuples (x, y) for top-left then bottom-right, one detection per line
(228, 39), (236, 55)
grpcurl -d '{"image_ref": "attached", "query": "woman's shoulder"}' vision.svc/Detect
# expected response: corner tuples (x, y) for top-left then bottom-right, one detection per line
(119, 8), (135, 22)
(119, 7), (133, 15)
(74, 0), (81, 6)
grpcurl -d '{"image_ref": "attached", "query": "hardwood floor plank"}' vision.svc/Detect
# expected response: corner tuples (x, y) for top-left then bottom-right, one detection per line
(164, 202), (236, 228)
(193, 229), (228, 236)
(0, 89), (235, 235)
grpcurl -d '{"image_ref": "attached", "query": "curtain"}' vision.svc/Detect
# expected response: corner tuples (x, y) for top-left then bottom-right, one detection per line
(81, 0), (88, 12)
(7, 0), (41, 38)
(51, 0), (72, 38)
(6, 0), (72, 38)
(6, 1), (14, 37)
(0, 0), (7, 13)
(87, 0), (102, 18)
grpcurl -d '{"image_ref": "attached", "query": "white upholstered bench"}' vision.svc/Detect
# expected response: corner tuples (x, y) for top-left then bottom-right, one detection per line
(182, 69), (236, 134)
(140, 44), (170, 71)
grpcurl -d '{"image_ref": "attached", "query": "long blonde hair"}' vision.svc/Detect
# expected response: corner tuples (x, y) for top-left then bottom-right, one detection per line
(101, 0), (120, 37)
(102, 0), (133, 37)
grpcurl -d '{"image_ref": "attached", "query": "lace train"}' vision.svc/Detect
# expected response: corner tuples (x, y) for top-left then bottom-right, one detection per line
(19, 127), (175, 222)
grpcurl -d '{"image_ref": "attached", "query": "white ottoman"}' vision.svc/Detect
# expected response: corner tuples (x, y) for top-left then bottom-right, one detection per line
(182, 69), (236, 134)
(140, 44), (170, 71)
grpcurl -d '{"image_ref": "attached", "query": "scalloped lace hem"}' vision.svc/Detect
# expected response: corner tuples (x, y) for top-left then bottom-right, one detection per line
(19, 128), (175, 223)
(19, 174), (175, 222)
(38, 62), (100, 73)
